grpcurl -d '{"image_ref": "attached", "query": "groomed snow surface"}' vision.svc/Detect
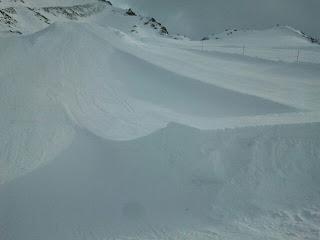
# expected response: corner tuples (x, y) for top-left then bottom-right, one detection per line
(0, 1), (320, 239)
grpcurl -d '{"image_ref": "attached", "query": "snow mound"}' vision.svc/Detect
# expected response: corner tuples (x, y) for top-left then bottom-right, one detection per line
(0, 22), (297, 183)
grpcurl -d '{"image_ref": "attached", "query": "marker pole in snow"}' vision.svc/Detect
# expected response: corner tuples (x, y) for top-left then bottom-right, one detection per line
(297, 49), (300, 63)
(242, 45), (245, 56)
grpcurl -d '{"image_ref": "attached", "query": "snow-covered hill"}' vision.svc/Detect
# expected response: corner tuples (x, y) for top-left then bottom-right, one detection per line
(208, 26), (319, 47)
(0, 1), (320, 240)
(113, 0), (320, 41)
(0, 0), (169, 36)
(186, 26), (320, 63)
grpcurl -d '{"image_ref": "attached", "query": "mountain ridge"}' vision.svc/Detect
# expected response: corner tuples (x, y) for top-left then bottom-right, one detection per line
(0, 0), (169, 36)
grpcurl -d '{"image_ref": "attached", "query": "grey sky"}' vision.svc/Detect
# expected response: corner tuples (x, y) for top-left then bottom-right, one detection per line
(114, 0), (320, 39)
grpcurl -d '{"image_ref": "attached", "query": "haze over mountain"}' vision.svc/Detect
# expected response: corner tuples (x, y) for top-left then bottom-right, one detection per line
(115, 0), (320, 39)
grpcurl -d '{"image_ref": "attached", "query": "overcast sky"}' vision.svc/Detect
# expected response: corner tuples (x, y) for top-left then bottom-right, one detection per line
(114, 0), (320, 39)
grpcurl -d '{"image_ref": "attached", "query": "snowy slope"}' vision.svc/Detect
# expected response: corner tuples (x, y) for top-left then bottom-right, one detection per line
(209, 26), (318, 47)
(0, 1), (320, 240)
(1, 123), (320, 240)
(0, 22), (299, 182)
(0, 0), (169, 36)
(113, 0), (320, 41)
(169, 26), (320, 64)
(0, 0), (107, 8)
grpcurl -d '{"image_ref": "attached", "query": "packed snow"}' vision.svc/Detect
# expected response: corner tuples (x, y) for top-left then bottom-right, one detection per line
(0, 1), (319, 239)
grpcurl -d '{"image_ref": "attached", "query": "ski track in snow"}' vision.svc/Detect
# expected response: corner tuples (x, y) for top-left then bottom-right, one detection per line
(0, 1), (320, 239)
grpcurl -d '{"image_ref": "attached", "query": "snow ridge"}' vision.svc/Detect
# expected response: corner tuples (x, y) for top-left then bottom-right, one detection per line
(0, 0), (170, 36)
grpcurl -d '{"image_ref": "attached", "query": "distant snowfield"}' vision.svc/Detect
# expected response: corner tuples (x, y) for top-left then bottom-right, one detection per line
(0, 1), (320, 240)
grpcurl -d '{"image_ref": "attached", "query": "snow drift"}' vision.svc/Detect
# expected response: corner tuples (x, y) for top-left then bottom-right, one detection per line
(0, 22), (298, 183)
(0, 1), (320, 239)
(0, 123), (320, 239)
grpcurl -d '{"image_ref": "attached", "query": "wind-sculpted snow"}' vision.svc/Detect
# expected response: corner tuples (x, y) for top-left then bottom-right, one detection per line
(0, 2), (320, 239)
(0, 22), (298, 183)
(0, 123), (319, 239)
